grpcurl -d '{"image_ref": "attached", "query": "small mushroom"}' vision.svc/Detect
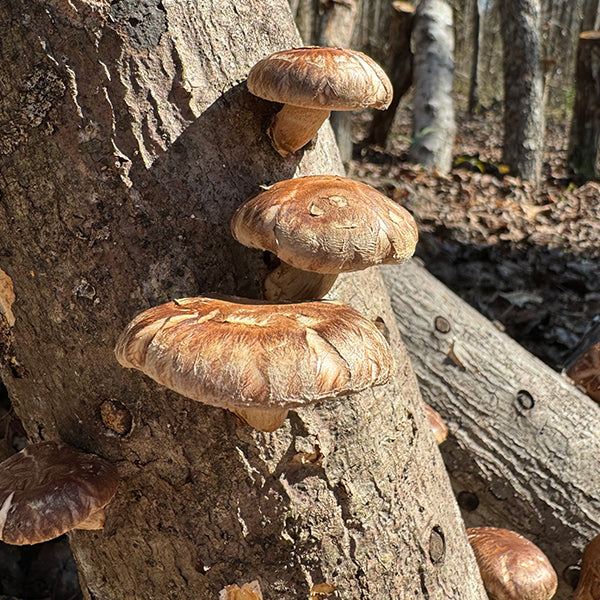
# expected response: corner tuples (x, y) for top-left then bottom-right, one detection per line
(0, 441), (119, 545)
(115, 296), (393, 432)
(231, 175), (418, 301)
(247, 47), (392, 155)
(424, 403), (448, 444)
(574, 532), (600, 600)
(467, 527), (558, 600)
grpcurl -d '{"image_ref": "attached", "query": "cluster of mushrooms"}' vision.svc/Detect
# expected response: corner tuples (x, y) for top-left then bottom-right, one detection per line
(0, 46), (596, 600)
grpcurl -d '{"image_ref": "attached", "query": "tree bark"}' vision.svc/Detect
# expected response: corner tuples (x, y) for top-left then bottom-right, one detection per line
(366, 2), (415, 147)
(383, 261), (600, 600)
(408, 0), (456, 173)
(467, 0), (481, 115)
(0, 1), (487, 599)
(582, 0), (600, 30)
(568, 31), (600, 182)
(500, 0), (545, 184)
(316, 0), (359, 165)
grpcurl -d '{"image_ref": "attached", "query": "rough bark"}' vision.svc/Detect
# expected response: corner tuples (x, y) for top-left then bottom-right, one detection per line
(366, 2), (415, 147)
(408, 0), (456, 173)
(0, 1), (487, 599)
(316, 0), (359, 164)
(568, 31), (600, 182)
(500, 0), (545, 184)
(467, 0), (481, 115)
(290, 0), (320, 43)
(582, 0), (600, 29)
(383, 261), (600, 600)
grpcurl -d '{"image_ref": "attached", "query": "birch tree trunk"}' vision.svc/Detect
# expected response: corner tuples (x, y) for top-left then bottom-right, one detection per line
(408, 0), (456, 173)
(500, 0), (545, 184)
(0, 1), (487, 599)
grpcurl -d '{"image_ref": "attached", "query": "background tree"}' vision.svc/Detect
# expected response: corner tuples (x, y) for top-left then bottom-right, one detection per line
(500, 0), (545, 183)
(317, 0), (360, 164)
(0, 1), (488, 598)
(408, 0), (456, 172)
(568, 31), (600, 181)
(366, 1), (415, 146)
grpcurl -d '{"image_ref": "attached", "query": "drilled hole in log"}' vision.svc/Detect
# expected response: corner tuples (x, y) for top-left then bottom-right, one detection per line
(563, 564), (581, 590)
(373, 316), (390, 343)
(516, 389), (535, 410)
(457, 490), (479, 512)
(429, 525), (445, 563)
(434, 315), (451, 333)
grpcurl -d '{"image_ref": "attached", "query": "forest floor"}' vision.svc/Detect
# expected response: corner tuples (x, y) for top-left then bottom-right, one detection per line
(350, 108), (600, 371)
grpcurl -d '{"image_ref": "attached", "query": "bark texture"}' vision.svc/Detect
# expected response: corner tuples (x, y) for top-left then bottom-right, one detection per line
(500, 0), (545, 184)
(408, 0), (456, 173)
(367, 2), (415, 147)
(316, 0), (359, 164)
(568, 31), (600, 182)
(0, 1), (487, 599)
(383, 261), (600, 600)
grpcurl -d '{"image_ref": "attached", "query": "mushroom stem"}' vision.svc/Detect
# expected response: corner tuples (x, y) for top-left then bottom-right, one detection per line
(263, 261), (338, 302)
(75, 507), (106, 530)
(268, 105), (331, 156)
(233, 407), (290, 432)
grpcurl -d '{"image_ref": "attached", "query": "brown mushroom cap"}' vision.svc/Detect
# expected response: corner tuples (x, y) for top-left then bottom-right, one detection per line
(567, 342), (600, 402)
(0, 441), (119, 545)
(231, 175), (418, 274)
(574, 533), (600, 600)
(424, 403), (448, 444)
(467, 527), (558, 600)
(247, 47), (392, 111)
(115, 296), (393, 429)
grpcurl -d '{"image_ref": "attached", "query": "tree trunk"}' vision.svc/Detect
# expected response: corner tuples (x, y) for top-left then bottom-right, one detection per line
(383, 261), (600, 600)
(366, 2), (415, 147)
(582, 0), (600, 30)
(317, 0), (360, 165)
(568, 31), (600, 182)
(408, 0), (456, 173)
(467, 0), (481, 115)
(0, 1), (487, 599)
(500, 0), (545, 184)
(290, 0), (320, 43)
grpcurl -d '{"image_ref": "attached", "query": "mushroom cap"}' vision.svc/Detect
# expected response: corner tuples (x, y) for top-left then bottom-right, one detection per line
(247, 47), (392, 111)
(574, 533), (600, 600)
(467, 527), (558, 600)
(231, 175), (418, 274)
(0, 441), (119, 545)
(567, 342), (600, 402)
(115, 296), (393, 412)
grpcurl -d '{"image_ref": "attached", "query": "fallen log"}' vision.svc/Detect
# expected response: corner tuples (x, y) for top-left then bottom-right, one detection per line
(383, 260), (600, 600)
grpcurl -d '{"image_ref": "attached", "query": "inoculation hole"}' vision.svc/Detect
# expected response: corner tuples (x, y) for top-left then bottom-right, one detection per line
(434, 315), (451, 333)
(563, 564), (581, 590)
(429, 525), (445, 564)
(516, 389), (535, 410)
(457, 490), (479, 512)
(374, 316), (390, 343)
